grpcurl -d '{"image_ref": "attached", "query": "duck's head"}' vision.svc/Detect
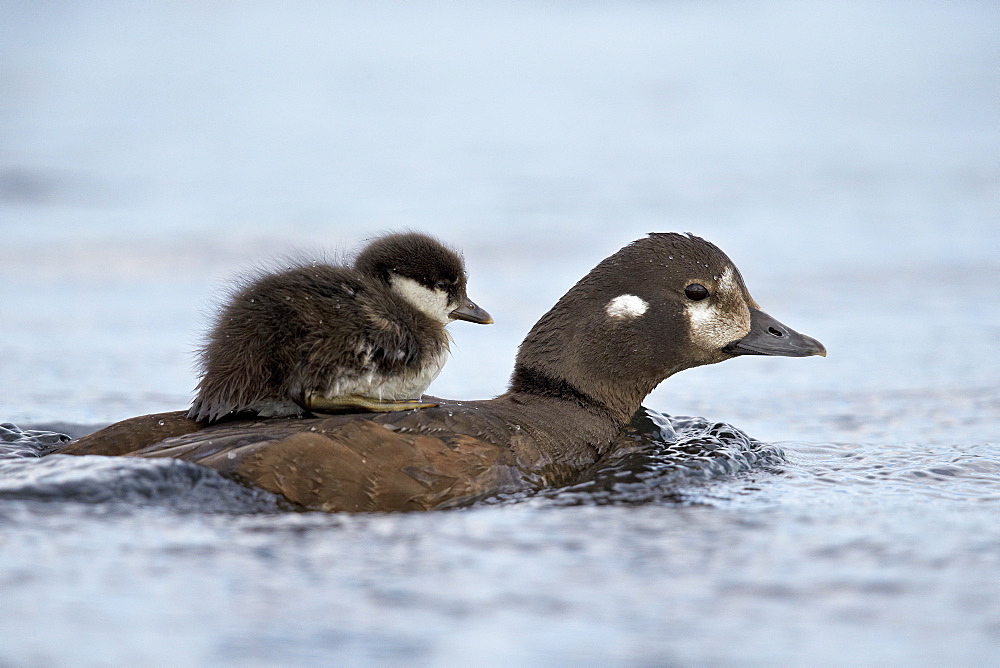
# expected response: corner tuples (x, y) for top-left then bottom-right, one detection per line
(510, 233), (825, 421)
(354, 232), (492, 325)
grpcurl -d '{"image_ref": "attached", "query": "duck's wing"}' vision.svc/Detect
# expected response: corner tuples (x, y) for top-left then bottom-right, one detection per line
(128, 413), (526, 512)
(54, 411), (203, 457)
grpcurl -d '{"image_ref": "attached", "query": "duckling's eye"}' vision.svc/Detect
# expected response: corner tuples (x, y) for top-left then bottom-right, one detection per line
(684, 283), (710, 301)
(434, 280), (450, 291)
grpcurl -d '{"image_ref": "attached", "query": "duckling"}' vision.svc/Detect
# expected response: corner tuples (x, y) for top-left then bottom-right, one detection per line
(60, 233), (825, 511)
(187, 232), (492, 423)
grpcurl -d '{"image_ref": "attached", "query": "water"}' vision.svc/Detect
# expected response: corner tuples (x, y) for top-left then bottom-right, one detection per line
(2, 1), (999, 664)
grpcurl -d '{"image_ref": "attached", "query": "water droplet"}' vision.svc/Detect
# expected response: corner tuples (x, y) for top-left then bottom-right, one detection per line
(227, 451), (236, 459)
(157, 420), (165, 426)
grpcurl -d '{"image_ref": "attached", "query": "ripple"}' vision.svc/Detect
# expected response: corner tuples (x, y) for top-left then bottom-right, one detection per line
(0, 454), (287, 514)
(777, 441), (1000, 504)
(0, 423), (71, 458)
(5, 414), (996, 514)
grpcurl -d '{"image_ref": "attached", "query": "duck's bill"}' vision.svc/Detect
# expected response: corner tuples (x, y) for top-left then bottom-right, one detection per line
(722, 308), (826, 357)
(449, 299), (493, 325)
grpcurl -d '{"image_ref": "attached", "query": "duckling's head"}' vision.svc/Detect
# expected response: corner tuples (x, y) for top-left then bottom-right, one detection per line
(511, 233), (825, 421)
(354, 232), (492, 326)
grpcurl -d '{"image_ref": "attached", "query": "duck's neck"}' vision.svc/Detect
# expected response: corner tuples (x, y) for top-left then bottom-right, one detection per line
(508, 364), (634, 425)
(508, 320), (677, 428)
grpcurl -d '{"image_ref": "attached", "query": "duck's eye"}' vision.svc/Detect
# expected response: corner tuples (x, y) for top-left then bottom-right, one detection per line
(434, 280), (450, 291)
(684, 283), (710, 301)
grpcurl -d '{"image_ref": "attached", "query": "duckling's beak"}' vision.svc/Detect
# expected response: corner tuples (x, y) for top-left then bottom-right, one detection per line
(449, 299), (493, 325)
(722, 308), (826, 357)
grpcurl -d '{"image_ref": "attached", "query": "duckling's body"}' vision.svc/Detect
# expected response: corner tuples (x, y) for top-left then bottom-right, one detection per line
(188, 233), (491, 423)
(60, 233), (825, 511)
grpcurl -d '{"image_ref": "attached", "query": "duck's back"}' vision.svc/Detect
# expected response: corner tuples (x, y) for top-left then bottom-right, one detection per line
(130, 408), (521, 511)
(60, 394), (619, 511)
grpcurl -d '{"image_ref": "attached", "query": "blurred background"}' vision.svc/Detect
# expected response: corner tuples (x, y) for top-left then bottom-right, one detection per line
(2, 1), (998, 440)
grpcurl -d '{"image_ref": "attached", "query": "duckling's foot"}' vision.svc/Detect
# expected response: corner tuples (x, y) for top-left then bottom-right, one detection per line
(305, 393), (440, 414)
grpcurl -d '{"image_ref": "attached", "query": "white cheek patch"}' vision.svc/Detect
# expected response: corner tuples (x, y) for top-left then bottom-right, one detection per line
(390, 276), (453, 324)
(606, 294), (649, 319)
(684, 266), (751, 350)
(717, 266), (741, 303)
